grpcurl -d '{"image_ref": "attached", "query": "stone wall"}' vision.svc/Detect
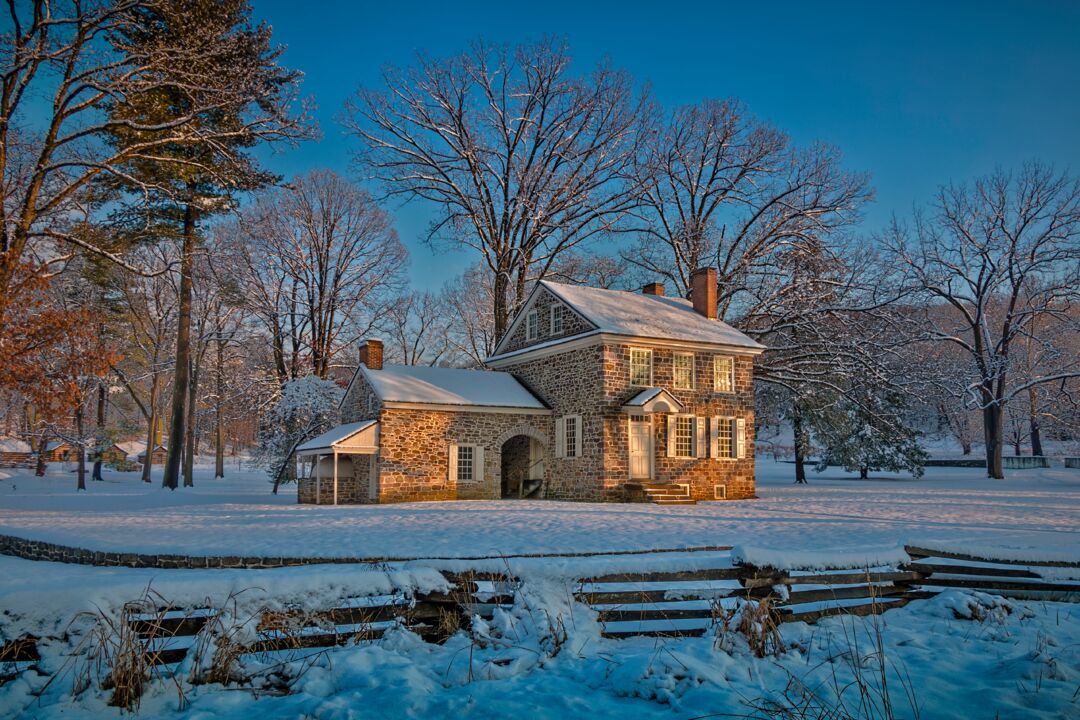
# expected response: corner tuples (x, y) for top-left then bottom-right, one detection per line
(601, 343), (757, 500)
(502, 344), (609, 500)
(339, 367), (383, 424)
(376, 408), (553, 503)
(499, 286), (595, 355)
(505, 340), (757, 501)
(297, 455), (373, 504)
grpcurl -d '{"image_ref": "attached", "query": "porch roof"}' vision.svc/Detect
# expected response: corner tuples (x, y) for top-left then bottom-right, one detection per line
(622, 387), (684, 414)
(296, 420), (379, 456)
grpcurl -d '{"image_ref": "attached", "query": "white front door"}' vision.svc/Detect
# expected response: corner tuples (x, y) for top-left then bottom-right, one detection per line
(629, 416), (652, 479)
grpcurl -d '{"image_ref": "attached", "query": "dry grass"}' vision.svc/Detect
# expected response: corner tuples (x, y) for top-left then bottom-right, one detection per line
(713, 597), (786, 658)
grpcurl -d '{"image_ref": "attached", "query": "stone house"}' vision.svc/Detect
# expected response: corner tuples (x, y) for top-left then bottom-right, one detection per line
(297, 267), (764, 505)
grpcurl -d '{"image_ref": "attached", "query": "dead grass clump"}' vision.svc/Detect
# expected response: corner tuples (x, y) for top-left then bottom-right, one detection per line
(714, 597), (786, 658)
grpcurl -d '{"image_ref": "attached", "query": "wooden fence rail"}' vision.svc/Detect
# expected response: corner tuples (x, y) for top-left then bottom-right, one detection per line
(2, 547), (1079, 676)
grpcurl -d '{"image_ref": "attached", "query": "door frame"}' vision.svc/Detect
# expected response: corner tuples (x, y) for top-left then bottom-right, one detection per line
(627, 413), (654, 480)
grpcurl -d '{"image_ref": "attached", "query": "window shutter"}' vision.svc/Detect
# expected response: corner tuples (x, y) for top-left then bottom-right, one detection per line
(695, 417), (706, 458)
(710, 416), (720, 458)
(574, 416), (583, 457)
(736, 418), (747, 459)
(555, 418), (565, 458)
(666, 415), (677, 458)
(474, 446), (485, 483)
(448, 444), (458, 482)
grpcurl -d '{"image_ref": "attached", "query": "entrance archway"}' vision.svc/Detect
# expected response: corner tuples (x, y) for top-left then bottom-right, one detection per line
(495, 425), (548, 499)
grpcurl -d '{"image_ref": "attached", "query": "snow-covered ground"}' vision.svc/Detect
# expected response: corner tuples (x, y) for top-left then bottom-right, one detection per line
(1, 460), (1079, 718)
(1, 459), (1079, 562)
(0, 550), (1077, 719)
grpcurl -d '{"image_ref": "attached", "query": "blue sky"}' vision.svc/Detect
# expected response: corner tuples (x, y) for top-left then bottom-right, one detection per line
(253, 0), (1080, 286)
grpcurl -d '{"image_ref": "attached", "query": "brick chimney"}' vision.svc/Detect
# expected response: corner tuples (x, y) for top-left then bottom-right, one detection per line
(642, 282), (665, 296)
(690, 267), (717, 320)
(358, 339), (383, 370)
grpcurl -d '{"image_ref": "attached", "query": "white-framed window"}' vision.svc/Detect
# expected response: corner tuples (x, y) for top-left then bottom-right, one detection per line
(555, 414), (583, 458)
(526, 310), (539, 341)
(714, 355), (735, 393)
(709, 416), (745, 459)
(550, 304), (565, 335)
(630, 348), (653, 386)
(673, 352), (694, 390)
(666, 414), (704, 458)
(448, 443), (484, 483)
(712, 416), (734, 459)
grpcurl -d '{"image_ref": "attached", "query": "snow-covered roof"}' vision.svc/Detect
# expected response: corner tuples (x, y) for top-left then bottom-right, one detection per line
(297, 421), (378, 453)
(0, 437), (31, 453)
(622, 387), (684, 412)
(543, 281), (765, 349)
(117, 441), (145, 457)
(490, 281), (765, 360)
(362, 364), (547, 410)
(44, 440), (72, 452)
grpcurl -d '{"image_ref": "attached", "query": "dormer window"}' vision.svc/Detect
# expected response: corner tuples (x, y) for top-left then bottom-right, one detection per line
(550, 304), (565, 335)
(526, 310), (539, 341)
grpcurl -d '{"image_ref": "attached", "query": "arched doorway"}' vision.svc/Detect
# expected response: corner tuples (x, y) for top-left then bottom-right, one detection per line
(496, 425), (548, 499)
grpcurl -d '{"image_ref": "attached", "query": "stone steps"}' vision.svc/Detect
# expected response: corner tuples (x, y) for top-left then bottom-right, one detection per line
(641, 484), (697, 506)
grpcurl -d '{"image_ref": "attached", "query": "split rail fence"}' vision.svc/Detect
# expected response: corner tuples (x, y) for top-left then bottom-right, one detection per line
(3, 547), (1079, 676)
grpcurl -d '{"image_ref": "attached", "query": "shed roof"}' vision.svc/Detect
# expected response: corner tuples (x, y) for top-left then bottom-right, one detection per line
(0, 437), (32, 453)
(361, 364), (547, 409)
(296, 420), (378, 453)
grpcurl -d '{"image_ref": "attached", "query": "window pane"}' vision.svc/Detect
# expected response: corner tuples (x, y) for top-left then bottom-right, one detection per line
(676, 416), (694, 457)
(551, 306), (564, 334)
(674, 353), (693, 390)
(526, 312), (538, 340)
(715, 356), (734, 392)
(630, 349), (652, 386)
(565, 416), (578, 458)
(458, 445), (474, 481)
(717, 419), (733, 458)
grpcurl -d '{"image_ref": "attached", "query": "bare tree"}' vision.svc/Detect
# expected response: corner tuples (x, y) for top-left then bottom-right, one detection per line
(228, 170), (408, 381)
(381, 292), (451, 366)
(626, 99), (871, 313)
(346, 38), (644, 340)
(884, 162), (1080, 478)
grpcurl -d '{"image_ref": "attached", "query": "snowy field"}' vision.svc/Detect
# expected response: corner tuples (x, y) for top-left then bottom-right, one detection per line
(2, 461), (1079, 718)
(2, 459), (1079, 563)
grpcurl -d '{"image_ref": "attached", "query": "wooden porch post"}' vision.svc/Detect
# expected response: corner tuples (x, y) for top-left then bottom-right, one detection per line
(333, 452), (339, 506)
(315, 453), (321, 505)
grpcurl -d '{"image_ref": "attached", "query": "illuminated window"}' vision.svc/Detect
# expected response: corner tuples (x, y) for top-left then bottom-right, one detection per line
(675, 416), (694, 457)
(630, 348), (653, 386)
(717, 417), (733, 458)
(714, 356), (735, 393)
(673, 352), (694, 390)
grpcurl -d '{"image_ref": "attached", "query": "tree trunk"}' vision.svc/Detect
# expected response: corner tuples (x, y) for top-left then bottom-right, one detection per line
(493, 266), (510, 344)
(92, 380), (106, 481)
(1028, 387), (1043, 457)
(860, 465), (869, 480)
(76, 402), (86, 491)
(183, 356), (199, 487)
(215, 340), (225, 478)
(961, 439), (971, 456)
(142, 387), (157, 483)
(792, 401), (808, 484)
(983, 403), (1005, 479)
(164, 200), (196, 490)
(35, 435), (48, 477)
